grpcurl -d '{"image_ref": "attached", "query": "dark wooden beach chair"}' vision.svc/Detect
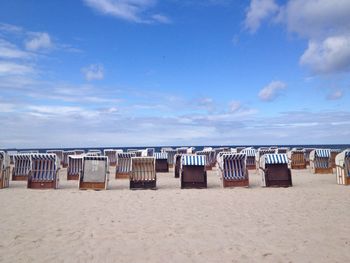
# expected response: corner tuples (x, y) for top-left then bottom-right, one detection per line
(335, 150), (350, 185)
(130, 157), (156, 190)
(174, 154), (182, 178)
(180, 155), (207, 189)
(12, 154), (31, 181)
(217, 153), (249, 187)
(309, 149), (332, 174)
(259, 154), (292, 187)
(27, 154), (59, 189)
(154, 152), (169, 173)
(0, 151), (10, 189)
(67, 155), (84, 180)
(288, 149), (307, 169)
(241, 148), (256, 170)
(79, 156), (109, 190)
(116, 152), (135, 179)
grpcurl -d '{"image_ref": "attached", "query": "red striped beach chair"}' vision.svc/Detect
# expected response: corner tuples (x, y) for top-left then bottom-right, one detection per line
(130, 157), (156, 190)
(259, 154), (292, 187)
(0, 151), (10, 189)
(154, 152), (169, 173)
(309, 149), (332, 174)
(217, 153), (249, 187)
(180, 155), (207, 189)
(27, 154), (59, 189)
(116, 152), (135, 179)
(12, 154), (31, 181)
(67, 155), (84, 180)
(288, 149), (307, 169)
(335, 150), (350, 185)
(79, 156), (109, 190)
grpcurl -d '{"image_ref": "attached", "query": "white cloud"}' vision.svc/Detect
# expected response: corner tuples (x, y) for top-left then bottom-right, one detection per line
(258, 80), (286, 101)
(152, 14), (171, 24)
(25, 32), (53, 51)
(244, 0), (279, 33)
(0, 39), (31, 59)
(0, 61), (34, 75)
(229, 101), (241, 112)
(81, 64), (104, 81)
(326, 89), (343, 100)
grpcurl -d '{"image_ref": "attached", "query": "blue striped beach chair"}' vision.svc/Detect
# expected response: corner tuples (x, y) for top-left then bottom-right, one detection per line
(116, 152), (135, 179)
(287, 149), (306, 169)
(47, 150), (64, 166)
(28, 154), (59, 189)
(79, 156), (109, 190)
(0, 151), (10, 189)
(104, 149), (118, 166)
(309, 149), (332, 174)
(259, 154), (292, 187)
(217, 153), (249, 187)
(12, 154), (31, 181)
(154, 152), (169, 173)
(241, 148), (256, 170)
(335, 150), (350, 185)
(67, 155), (84, 180)
(62, 150), (75, 168)
(196, 150), (215, 170)
(255, 149), (276, 171)
(180, 155), (207, 188)
(130, 157), (156, 190)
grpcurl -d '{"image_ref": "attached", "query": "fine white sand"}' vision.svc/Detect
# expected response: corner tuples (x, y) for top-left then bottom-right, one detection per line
(1, 167), (350, 263)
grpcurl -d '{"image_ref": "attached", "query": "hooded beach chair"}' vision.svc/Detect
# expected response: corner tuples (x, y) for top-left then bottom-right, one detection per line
(241, 148), (256, 170)
(62, 151), (75, 168)
(154, 152), (169, 173)
(130, 157), (156, 190)
(288, 149), (307, 169)
(330, 149), (342, 169)
(0, 151), (10, 189)
(74, 149), (85, 155)
(27, 154), (59, 189)
(87, 150), (102, 156)
(180, 155), (207, 188)
(104, 149), (117, 166)
(67, 155), (84, 180)
(128, 149), (142, 157)
(196, 150), (215, 170)
(304, 148), (314, 166)
(174, 154), (182, 178)
(46, 150), (63, 166)
(116, 152), (135, 179)
(259, 154), (292, 187)
(79, 156), (109, 190)
(163, 149), (176, 169)
(235, 147), (245, 153)
(335, 150), (350, 185)
(145, 148), (155, 157)
(217, 153), (249, 187)
(277, 147), (289, 154)
(7, 150), (17, 165)
(12, 154), (31, 181)
(176, 147), (188, 154)
(309, 149), (332, 174)
(255, 149), (276, 171)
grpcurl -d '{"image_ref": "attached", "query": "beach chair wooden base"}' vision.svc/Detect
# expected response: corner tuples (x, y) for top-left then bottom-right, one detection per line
(181, 167), (207, 189)
(246, 164), (256, 170)
(291, 164), (307, 169)
(263, 166), (292, 187)
(130, 180), (156, 190)
(174, 171), (180, 178)
(27, 181), (57, 189)
(313, 168), (333, 174)
(223, 179), (249, 188)
(79, 181), (106, 190)
(67, 174), (79, 180)
(155, 160), (169, 173)
(115, 172), (130, 179)
(0, 169), (10, 188)
(12, 175), (28, 181)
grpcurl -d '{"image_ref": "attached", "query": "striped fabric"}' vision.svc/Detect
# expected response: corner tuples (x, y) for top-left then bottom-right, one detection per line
(331, 149), (342, 153)
(74, 150), (85, 155)
(13, 154), (32, 176)
(161, 147), (173, 153)
(63, 151), (75, 166)
(264, 154), (288, 164)
(196, 150), (215, 165)
(46, 150), (63, 163)
(68, 155), (83, 175)
(131, 157), (156, 181)
(221, 153), (247, 180)
(241, 148), (256, 157)
(31, 154), (57, 181)
(154, 152), (168, 160)
(116, 152), (135, 173)
(165, 150), (177, 165)
(88, 150), (102, 156)
(315, 149), (331, 158)
(82, 156), (108, 182)
(104, 149), (117, 165)
(181, 155), (206, 166)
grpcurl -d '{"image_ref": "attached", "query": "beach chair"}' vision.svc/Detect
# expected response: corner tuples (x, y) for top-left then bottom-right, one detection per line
(74, 149), (85, 155)
(255, 149), (276, 171)
(176, 147), (188, 154)
(277, 147), (289, 154)
(7, 150), (17, 165)
(62, 151), (75, 168)
(27, 154), (59, 189)
(87, 150), (102, 156)
(46, 150), (63, 165)
(174, 154), (182, 178)
(309, 149), (332, 174)
(104, 149), (117, 166)
(12, 154), (31, 181)
(330, 149), (342, 169)
(241, 148), (256, 170)
(259, 154), (292, 187)
(146, 148), (155, 157)
(235, 147), (245, 153)
(79, 156), (109, 190)
(217, 153), (249, 187)
(130, 157), (156, 189)
(196, 150), (215, 170)
(180, 155), (207, 188)
(165, 150), (177, 169)
(288, 149), (307, 169)
(0, 151), (10, 189)
(154, 152), (169, 173)
(128, 149), (142, 157)
(335, 150), (350, 185)
(116, 152), (135, 179)
(304, 148), (314, 166)
(67, 155), (84, 180)
(161, 147), (173, 153)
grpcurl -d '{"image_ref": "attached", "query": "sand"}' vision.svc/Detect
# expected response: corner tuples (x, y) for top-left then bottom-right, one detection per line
(0, 167), (350, 263)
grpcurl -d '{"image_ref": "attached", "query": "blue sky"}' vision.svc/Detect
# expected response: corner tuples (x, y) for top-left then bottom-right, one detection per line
(0, 0), (349, 148)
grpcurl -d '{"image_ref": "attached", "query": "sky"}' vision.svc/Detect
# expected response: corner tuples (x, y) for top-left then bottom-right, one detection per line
(0, 0), (349, 148)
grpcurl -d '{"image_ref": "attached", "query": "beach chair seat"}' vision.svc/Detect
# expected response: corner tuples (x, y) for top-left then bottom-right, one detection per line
(241, 148), (256, 170)
(309, 149), (332, 174)
(62, 151), (75, 168)
(260, 154), (292, 187)
(0, 151), (10, 189)
(27, 154), (59, 189)
(288, 149), (307, 169)
(67, 155), (84, 180)
(130, 157), (156, 189)
(174, 154), (182, 178)
(12, 154), (31, 181)
(218, 153), (249, 187)
(79, 156), (109, 190)
(180, 155), (207, 189)
(154, 152), (169, 173)
(116, 153), (135, 179)
(335, 150), (350, 185)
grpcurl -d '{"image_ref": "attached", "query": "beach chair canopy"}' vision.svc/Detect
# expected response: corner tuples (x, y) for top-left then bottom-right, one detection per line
(74, 149), (85, 155)
(82, 156), (108, 182)
(131, 157), (156, 180)
(241, 148), (256, 157)
(154, 152), (168, 160)
(219, 153), (247, 180)
(31, 153), (58, 181)
(68, 155), (84, 174)
(13, 154), (31, 174)
(260, 154), (288, 169)
(181, 155), (206, 167)
(310, 149), (331, 160)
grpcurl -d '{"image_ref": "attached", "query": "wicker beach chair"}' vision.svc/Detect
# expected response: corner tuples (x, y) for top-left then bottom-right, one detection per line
(335, 150), (350, 185)
(62, 151), (75, 168)
(12, 154), (31, 181)
(87, 150), (102, 156)
(104, 149), (117, 166)
(164, 150), (176, 169)
(304, 148), (314, 166)
(180, 155), (207, 188)
(196, 150), (215, 170)
(241, 148), (256, 170)
(174, 154), (182, 178)
(288, 149), (307, 169)
(217, 153), (249, 187)
(309, 149), (332, 174)
(276, 147), (289, 154)
(130, 157), (156, 190)
(79, 156), (109, 190)
(46, 150), (63, 165)
(74, 149), (85, 155)
(259, 154), (292, 187)
(7, 150), (17, 165)
(27, 154), (59, 189)
(115, 152), (135, 179)
(330, 149), (342, 169)
(127, 149), (142, 157)
(67, 155), (84, 180)
(154, 152), (169, 173)
(255, 149), (276, 171)
(0, 151), (10, 189)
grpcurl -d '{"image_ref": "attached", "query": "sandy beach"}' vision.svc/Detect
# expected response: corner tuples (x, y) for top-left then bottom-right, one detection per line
(1, 167), (350, 263)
